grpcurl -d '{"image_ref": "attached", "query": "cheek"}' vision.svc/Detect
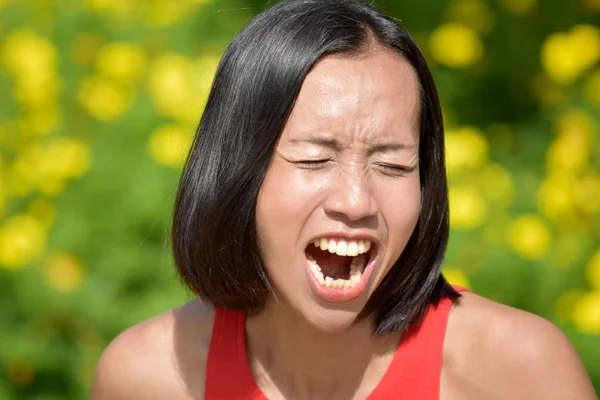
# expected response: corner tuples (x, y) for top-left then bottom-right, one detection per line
(377, 173), (421, 215)
(258, 169), (309, 230)
(377, 176), (421, 254)
(258, 158), (331, 219)
(255, 162), (324, 265)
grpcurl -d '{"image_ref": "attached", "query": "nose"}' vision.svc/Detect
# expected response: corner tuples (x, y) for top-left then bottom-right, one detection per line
(323, 166), (378, 222)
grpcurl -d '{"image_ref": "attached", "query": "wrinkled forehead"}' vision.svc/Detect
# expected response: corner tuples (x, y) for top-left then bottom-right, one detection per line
(281, 49), (421, 148)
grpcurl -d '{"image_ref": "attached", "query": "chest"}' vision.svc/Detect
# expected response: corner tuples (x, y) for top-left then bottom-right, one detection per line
(195, 367), (475, 400)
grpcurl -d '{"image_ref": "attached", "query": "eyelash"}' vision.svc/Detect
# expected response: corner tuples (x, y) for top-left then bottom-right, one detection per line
(377, 164), (411, 174)
(297, 160), (412, 174)
(297, 160), (331, 169)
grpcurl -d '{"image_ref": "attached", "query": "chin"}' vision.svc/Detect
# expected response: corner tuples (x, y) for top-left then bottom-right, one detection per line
(296, 304), (364, 333)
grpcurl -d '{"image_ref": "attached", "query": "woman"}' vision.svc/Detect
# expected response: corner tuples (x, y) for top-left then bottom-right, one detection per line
(91, 0), (597, 399)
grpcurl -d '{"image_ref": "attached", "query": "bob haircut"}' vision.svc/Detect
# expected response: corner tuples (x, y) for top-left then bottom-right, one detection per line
(172, 0), (460, 334)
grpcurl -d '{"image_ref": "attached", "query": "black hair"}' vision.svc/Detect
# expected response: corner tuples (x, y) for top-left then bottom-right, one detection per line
(171, 0), (459, 334)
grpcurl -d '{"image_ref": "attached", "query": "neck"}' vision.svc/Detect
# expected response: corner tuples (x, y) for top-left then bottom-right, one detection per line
(245, 300), (400, 400)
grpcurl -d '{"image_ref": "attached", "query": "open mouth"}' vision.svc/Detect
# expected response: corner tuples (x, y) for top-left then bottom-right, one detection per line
(305, 238), (375, 289)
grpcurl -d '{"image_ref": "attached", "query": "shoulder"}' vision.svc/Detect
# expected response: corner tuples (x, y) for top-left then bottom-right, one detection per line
(443, 291), (597, 400)
(90, 299), (216, 400)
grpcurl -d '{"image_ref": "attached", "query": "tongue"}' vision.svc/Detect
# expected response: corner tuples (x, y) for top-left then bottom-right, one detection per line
(306, 247), (351, 280)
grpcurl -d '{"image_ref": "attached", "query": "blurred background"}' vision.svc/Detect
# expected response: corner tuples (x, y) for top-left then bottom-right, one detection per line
(0, 0), (599, 398)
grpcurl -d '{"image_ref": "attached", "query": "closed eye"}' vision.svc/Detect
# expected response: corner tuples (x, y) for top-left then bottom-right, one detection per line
(376, 163), (414, 175)
(296, 159), (332, 169)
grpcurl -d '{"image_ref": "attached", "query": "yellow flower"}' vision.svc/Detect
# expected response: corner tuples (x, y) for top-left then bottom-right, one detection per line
(78, 75), (133, 121)
(142, 0), (211, 26)
(571, 291), (600, 334)
(541, 34), (573, 84)
(429, 23), (484, 68)
(195, 55), (220, 86)
(575, 173), (600, 215)
(96, 42), (147, 85)
(477, 163), (515, 206)
(556, 109), (596, 139)
(571, 25), (600, 68)
(17, 106), (62, 137)
(449, 185), (488, 230)
(112, 0), (145, 20)
(445, 126), (489, 176)
(498, 0), (537, 16)
(45, 138), (92, 179)
(148, 53), (219, 124)
(7, 358), (35, 387)
(0, 215), (46, 270)
(44, 253), (86, 292)
(536, 174), (576, 222)
(13, 74), (61, 107)
(0, 176), (5, 219)
(38, 179), (67, 197)
(541, 25), (600, 84)
(144, 0), (190, 27)
(7, 143), (53, 196)
(555, 289), (585, 321)
(546, 110), (595, 175)
(5, 168), (34, 198)
(10, 146), (47, 197)
(587, 250), (600, 290)
(147, 125), (193, 168)
(10, 144), (45, 193)
(583, 69), (600, 108)
(506, 214), (552, 260)
(0, 32), (59, 106)
(444, 0), (494, 35)
(442, 266), (471, 289)
(539, 171), (600, 220)
(148, 53), (194, 119)
(7, 139), (91, 198)
(27, 198), (56, 229)
(1, 28), (57, 77)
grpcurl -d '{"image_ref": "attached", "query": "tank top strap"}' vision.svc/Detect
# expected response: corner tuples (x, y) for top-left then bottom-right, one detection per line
(367, 286), (468, 399)
(205, 308), (267, 400)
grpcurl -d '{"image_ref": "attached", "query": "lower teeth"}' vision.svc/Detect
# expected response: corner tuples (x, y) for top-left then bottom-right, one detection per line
(307, 254), (366, 289)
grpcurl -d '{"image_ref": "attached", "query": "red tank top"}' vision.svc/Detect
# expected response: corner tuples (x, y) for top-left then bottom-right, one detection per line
(205, 287), (466, 399)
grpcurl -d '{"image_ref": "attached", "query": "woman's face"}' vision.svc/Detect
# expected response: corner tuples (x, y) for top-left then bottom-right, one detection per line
(256, 48), (422, 332)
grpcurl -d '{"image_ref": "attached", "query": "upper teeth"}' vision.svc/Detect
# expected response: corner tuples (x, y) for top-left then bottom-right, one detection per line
(312, 238), (372, 257)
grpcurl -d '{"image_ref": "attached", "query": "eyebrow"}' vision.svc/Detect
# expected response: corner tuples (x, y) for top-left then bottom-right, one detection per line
(289, 137), (417, 154)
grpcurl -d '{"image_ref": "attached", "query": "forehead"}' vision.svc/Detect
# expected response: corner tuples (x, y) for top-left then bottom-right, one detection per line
(282, 48), (421, 146)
